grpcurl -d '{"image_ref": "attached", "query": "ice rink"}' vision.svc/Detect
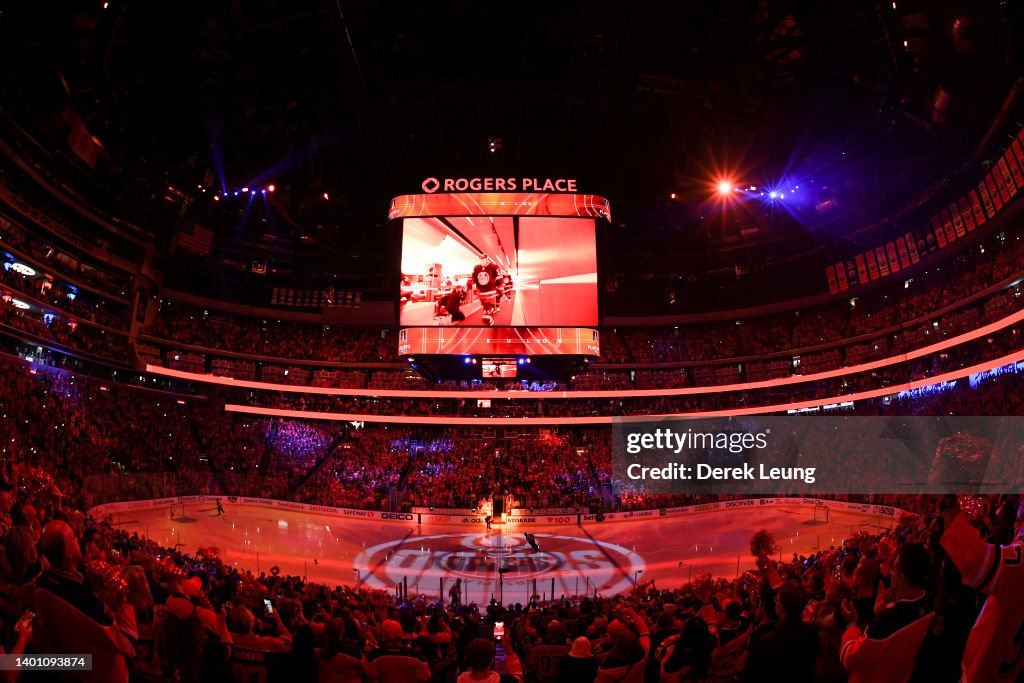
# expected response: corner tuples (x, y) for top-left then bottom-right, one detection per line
(110, 502), (892, 605)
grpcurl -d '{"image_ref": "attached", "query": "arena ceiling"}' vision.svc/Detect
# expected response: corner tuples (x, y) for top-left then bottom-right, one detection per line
(1, 0), (1020, 305)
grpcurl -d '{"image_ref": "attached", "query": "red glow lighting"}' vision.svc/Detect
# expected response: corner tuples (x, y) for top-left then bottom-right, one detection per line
(716, 181), (734, 196)
(267, 184), (276, 193)
(145, 302), (1024, 406)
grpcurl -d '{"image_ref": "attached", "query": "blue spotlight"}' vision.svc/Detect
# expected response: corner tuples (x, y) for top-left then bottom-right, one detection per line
(464, 356), (471, 364)
(769, 191), (779, 199)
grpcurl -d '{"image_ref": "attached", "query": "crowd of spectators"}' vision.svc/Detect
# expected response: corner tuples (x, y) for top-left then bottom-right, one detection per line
(146, 302), (395, 362)
(294, 429), (411, 510)
(0, 434), (1011, 682)
(499, 433), (604, 511)
(594, 235), (1024, 366)
(0, 294), (1022, 521)
(0, 354), (605, 512)
(0, 328), (1020, 680)
(483, 494), (1009, 683)
(122, 233), (1024, 386)
(4, 346), (1024, 520)
(216, 318), (1021, 420)
(0, 303), (127, 361)
(133, 279), (1023, 396)
(118, 298), (1024, 394)
(400, 431), (603, 511)
(2, 167), (1024, 396)
(0, 214), (134, 296)
(0, 264), (126, 329)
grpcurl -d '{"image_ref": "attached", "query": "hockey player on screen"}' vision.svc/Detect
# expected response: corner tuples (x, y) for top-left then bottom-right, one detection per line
(494, 269), (514, 312)
(439, 286), (467, 323)
(493, 270), (506, 314)
(472, 255), (500, 325)
(501, 270), (514, 304)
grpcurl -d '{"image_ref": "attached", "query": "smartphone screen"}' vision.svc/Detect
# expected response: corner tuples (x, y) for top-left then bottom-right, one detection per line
(264, 599), (273, 614)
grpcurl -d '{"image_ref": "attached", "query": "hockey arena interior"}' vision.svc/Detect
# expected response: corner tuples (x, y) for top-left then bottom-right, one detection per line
(1, 2), (1023, 682)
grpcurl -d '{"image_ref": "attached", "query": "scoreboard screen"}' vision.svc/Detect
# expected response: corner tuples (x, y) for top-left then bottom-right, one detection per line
(393, 192), (606, 357)
(482, 357), (518, 378)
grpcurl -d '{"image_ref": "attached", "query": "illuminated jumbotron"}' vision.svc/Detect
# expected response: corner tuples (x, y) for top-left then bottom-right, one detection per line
(395, 192), (605, 367)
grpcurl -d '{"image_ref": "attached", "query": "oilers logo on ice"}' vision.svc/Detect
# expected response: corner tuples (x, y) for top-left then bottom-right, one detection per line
(354, 533), (643, 596)
(438, 534), (563, 577)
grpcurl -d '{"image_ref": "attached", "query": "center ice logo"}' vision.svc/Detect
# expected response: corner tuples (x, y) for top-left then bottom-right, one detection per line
(354, 533), (644, 597)
(438, 534), (562, 577)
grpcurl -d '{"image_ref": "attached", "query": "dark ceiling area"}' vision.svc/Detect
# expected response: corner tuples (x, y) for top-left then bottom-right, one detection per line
(1, 0), (1021, 312)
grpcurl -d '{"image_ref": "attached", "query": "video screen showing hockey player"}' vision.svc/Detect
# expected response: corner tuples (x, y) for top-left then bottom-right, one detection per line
(399, 215), (597, 327)
(482, 358), (517, 378)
